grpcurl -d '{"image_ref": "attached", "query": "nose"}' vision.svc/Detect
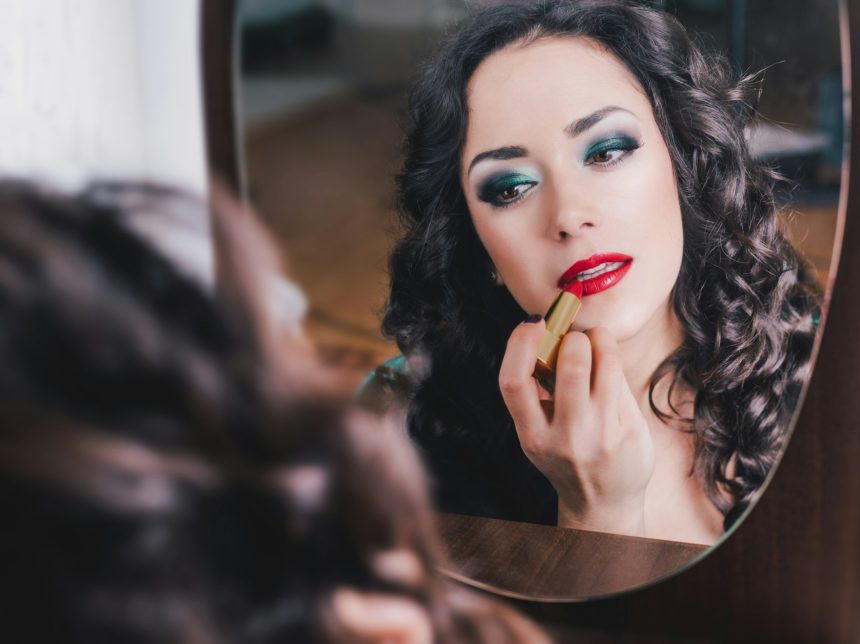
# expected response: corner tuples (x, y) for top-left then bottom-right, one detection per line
(545, 175), (601, 241)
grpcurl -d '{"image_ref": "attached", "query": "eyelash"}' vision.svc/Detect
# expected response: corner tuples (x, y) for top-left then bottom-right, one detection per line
(584, 136), (641, 168)
(478, 136), (642, 209)
(479, 177), (539, 209)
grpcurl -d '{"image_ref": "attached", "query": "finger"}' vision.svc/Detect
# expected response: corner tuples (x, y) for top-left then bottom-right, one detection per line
(552, 330), (593, 431)
(498, 319), (551, 435)
(329, 588), (432, 644)
(584, 327), (622, 426)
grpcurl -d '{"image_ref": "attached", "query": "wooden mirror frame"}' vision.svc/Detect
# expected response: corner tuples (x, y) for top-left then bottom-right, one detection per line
(202, 1), (858, 639)
(201, 0), (243, 199)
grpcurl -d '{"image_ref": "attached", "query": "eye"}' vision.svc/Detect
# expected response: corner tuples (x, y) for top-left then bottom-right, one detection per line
(584, 136), (641, 168)
(589, 148), (624, 164)
(497, 184), (532, 203)
(478, 174), (539, 209)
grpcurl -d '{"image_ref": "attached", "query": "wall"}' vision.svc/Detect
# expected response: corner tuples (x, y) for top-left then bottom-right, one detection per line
(0, 0), (213, 285)
(0, 0), (207, 195)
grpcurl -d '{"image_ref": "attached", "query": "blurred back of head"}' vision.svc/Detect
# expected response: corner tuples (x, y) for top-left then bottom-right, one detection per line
(0, 180), (545, 643)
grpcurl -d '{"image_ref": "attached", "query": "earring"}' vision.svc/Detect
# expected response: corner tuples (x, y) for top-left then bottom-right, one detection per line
(489, 267), (502, 286)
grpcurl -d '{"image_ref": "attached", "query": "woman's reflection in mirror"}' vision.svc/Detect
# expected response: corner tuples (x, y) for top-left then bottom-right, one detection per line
(374, 0), (822, 545)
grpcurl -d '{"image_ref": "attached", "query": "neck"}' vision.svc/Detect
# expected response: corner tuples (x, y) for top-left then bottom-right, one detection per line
(618, 300), (687, 419)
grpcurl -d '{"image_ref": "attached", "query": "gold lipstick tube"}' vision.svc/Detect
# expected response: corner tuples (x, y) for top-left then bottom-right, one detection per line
(533, 289), (582, 393)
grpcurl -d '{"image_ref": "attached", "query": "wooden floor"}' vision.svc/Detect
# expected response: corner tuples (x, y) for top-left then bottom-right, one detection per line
(244, 91), (406, 386)
(243, 90), (840, 389)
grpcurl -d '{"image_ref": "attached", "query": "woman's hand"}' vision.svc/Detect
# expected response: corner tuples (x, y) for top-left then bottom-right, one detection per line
(499, 319), (655, 536)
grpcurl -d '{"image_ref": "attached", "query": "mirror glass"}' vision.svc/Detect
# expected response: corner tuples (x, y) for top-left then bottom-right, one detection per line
(237, 0), (844, 600)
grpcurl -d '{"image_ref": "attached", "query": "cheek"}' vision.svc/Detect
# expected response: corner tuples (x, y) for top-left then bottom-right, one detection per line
(642, 154), (685, 309)
(469, 207), (522, 271)
(469, 209), (546, 311)
(623, 147), (683, 257)
(654, 160), (684, 265)
(470, 212), (501, 257)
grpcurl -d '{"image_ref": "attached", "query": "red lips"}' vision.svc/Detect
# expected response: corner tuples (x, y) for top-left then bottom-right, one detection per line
(558, 253), (633, 297)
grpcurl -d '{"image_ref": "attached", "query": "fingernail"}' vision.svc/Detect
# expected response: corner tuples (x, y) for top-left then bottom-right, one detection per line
(524, 314), (543, 323)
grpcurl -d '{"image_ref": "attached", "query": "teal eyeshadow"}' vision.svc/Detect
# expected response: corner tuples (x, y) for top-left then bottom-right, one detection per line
(584, 135), (639, 160)
(478, 172), (539, 202)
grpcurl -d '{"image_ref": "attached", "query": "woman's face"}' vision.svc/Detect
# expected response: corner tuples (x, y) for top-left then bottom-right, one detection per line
(460, 36), (683, 343)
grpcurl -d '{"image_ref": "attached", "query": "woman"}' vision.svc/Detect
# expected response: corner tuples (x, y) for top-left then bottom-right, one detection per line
(0, 181), (546, 643)
(378, 0), (821, 544)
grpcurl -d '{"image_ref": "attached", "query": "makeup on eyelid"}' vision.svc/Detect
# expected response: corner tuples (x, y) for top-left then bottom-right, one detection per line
(477, 170), (541, 207)
(474, 133), (642, 208)
(582, 134), (641, 166)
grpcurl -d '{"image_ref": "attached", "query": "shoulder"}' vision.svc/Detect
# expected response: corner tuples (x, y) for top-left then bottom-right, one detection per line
(358, 354), (409, 389)
(356, 354), (415, 412)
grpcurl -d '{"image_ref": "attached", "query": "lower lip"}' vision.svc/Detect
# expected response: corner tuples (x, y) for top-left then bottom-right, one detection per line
(575, 261), (632, 296)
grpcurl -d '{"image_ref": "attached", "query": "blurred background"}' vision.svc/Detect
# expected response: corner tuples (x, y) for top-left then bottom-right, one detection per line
(238, 0), (843, 387)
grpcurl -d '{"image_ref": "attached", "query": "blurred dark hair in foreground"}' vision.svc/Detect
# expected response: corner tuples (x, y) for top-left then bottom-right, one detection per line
(0, 180), (545, 643)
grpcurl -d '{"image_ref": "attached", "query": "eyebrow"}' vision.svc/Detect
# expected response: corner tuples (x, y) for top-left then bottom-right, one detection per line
(467, 146), (528, 176)
(563, 105), (632, 137)
(467, 105), (634, 176)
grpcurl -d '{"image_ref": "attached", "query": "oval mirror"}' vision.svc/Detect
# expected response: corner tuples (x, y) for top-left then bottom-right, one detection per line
(236, 0), (844, 601)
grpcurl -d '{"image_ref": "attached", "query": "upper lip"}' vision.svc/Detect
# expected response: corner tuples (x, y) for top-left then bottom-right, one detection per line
(558, 253), (633, 288)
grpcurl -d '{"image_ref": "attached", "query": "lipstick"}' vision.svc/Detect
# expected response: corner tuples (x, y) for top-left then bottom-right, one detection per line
(533, 279), (583, 394)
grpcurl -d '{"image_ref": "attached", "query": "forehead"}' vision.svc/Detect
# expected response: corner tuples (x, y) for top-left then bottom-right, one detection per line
(463, 35), (652, 145)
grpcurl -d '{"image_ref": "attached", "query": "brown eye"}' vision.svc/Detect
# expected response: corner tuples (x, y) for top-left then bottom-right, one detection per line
(500, 187), (521, 201)
(479, 177), (539, 208)
(583, 136), (641, 167)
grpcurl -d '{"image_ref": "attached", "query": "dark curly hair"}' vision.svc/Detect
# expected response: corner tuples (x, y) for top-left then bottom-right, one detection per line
(0, 181), (545, 643)
(380, 0), (822, 531)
